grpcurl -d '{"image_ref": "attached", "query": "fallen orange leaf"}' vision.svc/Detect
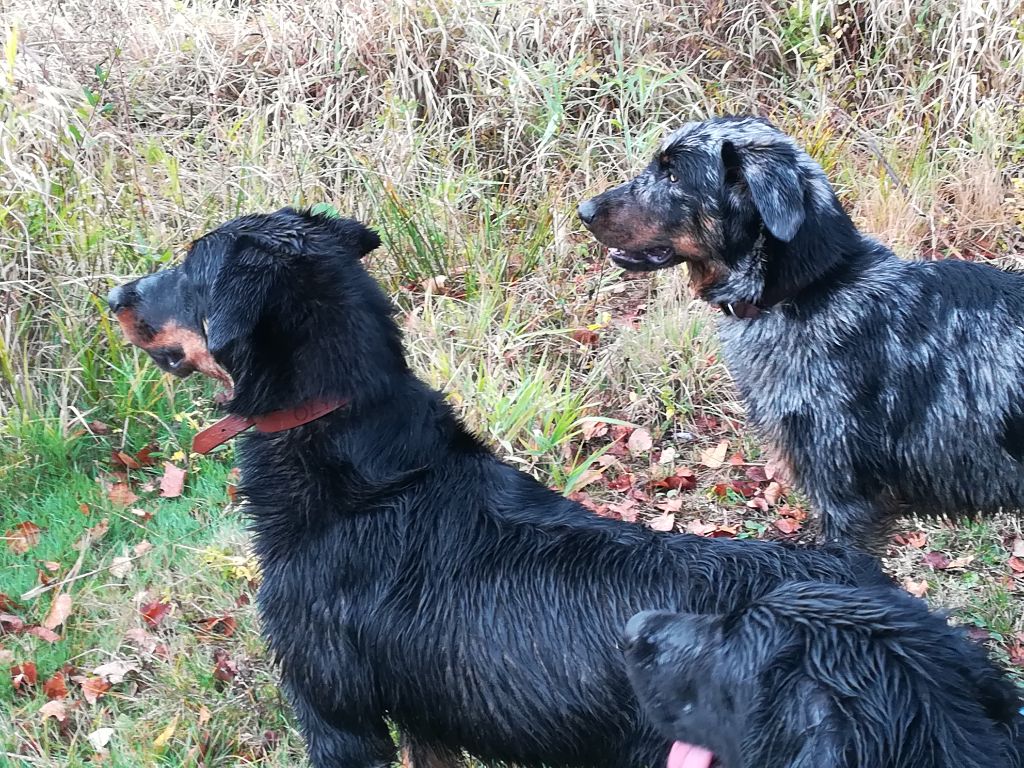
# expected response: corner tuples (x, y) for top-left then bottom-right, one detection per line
(6, 521), (41, 555)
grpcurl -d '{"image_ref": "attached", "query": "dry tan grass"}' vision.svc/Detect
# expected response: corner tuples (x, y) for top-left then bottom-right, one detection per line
(3, 0), (1022, 431)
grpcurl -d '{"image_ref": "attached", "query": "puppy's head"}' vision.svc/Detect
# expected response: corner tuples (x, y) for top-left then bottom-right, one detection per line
(107, 208), (384, 412)
(624, 583), (1024, 768)
(579, 116), (841, 302)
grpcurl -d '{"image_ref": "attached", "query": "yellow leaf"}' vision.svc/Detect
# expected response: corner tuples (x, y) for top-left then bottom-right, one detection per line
(152, 714), (179, 751)
(170, 450), (186, 463)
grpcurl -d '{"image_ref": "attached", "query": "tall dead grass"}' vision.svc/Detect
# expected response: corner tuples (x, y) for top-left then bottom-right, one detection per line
(1, 0), (1022, 432)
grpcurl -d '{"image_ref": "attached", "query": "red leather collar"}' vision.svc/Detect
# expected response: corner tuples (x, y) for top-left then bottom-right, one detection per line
(192, 398), (348, 455)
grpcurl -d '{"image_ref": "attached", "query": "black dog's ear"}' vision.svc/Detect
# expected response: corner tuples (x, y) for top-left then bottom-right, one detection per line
(205, 236), (281, 362)
(721, 139), (806, 242)
(318, 215), (382, 259)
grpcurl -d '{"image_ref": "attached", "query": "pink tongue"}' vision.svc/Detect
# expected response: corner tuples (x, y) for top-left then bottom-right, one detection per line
(667, 740), (715, 768)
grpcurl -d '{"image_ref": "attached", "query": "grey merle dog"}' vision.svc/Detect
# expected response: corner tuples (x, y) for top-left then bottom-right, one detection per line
(579, 115), (1024, 550)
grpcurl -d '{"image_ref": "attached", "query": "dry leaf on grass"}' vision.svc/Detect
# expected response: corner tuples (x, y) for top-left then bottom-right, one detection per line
(159, 463), (186, 498)
(903, 579), (929, 598)
(6, 521), (41, 555)
(140, 600), (172, 628)
(92, 659), (139, 684)
(648, 513), (676, 532)
(43, 672), (68, 699)
(107, 482), (139, 507)
(39, 700), (67, 722)
(26, 626), (60, 643)
(626, 428), (653, 456)
(699, 440), (729, 469)
(87, 727), (114, 750)
(11, 662), (37, 691)
(81, 677), (111, 704)
(109, 555), (133, 578)
(42, 593), (72, 631)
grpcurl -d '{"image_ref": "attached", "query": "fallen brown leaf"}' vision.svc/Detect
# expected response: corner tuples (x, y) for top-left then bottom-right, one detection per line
(212, 649), (238, 684)
(140, 600), (172, 628)
(699, 440), (729, 469)
(107, 482), (139, 507)
(133, 540), (153, 557)
(570, 329), (600, 347)
(43, 672), (68, 700)
(626, 428), (653, 457)
(648, 513), (676, 532)
(922, 551), (951, 570)
(196, 616), (238, 638)
(80, 676), (111, 705)
(773, 518), (802, 535)
(6, 521), (41, 555)
(92, 659), (139, 684)
(1009, 556), (1024, 574)
(39, 699), (68, 722)
(11, 661), (37, 691)
(903, 579), (929, 598)
(0, 613), (25, 634)
(27, 626), (60, 644)
(159, 463), (186, 498)
(42, 594), (72, 631)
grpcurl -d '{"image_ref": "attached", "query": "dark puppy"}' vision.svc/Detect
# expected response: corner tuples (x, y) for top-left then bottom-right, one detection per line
(624, 583), (1024, 768)
(580, 115), (1024, 549)
(107, 208), (888, 768)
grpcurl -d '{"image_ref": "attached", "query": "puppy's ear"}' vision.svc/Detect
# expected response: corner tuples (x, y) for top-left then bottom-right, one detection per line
(205, 236), (281, 363)
(721, 139), (806, 242)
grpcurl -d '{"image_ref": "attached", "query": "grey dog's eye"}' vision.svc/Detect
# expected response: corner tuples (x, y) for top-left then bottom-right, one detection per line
(668, 172), (678, 183)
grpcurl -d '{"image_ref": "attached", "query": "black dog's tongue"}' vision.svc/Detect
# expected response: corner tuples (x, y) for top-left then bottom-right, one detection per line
(667, 741), (714, 768)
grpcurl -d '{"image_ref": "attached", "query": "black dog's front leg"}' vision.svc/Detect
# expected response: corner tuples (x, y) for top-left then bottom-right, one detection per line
(291, 692), (396, 768)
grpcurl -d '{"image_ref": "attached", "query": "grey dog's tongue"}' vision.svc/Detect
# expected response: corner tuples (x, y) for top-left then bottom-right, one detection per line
(667, 741), (714, 768)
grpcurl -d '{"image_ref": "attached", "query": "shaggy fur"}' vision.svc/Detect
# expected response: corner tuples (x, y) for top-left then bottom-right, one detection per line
(623, 583), (1024, 768)
(579, 115), (1024, 550)
(108, 208), (889, 768)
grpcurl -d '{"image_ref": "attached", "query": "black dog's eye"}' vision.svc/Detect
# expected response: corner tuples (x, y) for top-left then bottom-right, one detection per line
(680, 702), (694, 715)
(668, 172), (678, 183)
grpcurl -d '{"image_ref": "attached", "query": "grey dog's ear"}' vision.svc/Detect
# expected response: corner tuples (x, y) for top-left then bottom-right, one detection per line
(721, 138), (806, 242)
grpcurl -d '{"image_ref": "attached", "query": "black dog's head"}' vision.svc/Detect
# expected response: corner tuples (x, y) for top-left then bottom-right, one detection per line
(579, 116), (856, 305)
(107, 208), (398, 414)
(624, 583), (1024, 768)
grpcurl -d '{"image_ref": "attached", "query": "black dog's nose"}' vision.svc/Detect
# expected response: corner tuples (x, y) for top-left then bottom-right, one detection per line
(577, 199), (598, 226)
(107, 285), (127, 313)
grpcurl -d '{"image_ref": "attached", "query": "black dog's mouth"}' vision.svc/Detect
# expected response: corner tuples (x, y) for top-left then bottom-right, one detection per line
(609, 247), (686, 272)
(148, 346), (194, 378)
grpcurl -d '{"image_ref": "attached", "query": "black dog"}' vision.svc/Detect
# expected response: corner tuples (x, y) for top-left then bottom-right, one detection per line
(108, 208), (888, 768)
(579, 115), (1024, 550)
(623, 582), (1024, 768)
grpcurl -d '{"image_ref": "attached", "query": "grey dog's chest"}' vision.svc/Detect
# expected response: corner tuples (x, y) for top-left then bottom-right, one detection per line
(717, 312), (853, 429)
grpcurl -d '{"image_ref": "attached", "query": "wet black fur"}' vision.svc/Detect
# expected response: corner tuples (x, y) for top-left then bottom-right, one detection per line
(580, 116), (1024, 550)
(624, 583), (1024, 768)
(108, 208), (891, 768)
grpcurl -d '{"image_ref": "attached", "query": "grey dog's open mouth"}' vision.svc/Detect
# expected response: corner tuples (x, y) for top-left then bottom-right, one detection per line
(608, 247), (685, 272)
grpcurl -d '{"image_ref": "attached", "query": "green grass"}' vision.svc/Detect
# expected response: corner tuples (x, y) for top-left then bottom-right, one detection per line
(1, 0), (1022, 763)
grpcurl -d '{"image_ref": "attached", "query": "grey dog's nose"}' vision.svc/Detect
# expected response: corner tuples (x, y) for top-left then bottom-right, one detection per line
(577, 199), (598, 225)
(107, 285), (127, 312)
